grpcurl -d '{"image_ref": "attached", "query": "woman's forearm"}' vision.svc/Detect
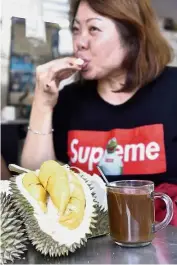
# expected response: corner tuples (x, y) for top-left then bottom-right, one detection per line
(21, 103), (56, 170)
(21, 57), (83, 170)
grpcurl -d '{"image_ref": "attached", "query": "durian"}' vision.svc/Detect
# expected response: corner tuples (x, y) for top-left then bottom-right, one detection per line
(22, 171), (47, 213)
(0, 180), (10, 195)
(70, 167), (109, 238)
(0, 182), (28, 264)
(9, 161), (99, 257)
(59, 172), (86, 230)
(39, 160), (71, 216)
(9, 161), (109, 257)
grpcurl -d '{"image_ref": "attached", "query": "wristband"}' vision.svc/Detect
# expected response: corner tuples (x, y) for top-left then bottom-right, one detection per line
(28, 126), (54, 135)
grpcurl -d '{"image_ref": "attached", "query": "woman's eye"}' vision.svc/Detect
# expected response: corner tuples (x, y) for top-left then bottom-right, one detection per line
(90, 26), (99, 32)
(72, 26), (79, 33)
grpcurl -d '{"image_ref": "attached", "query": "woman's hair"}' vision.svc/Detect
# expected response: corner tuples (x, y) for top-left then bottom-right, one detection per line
(69, 0), (173, 91)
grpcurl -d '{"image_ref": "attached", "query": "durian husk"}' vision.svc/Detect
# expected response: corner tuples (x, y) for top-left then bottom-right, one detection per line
(69, 166), (110, 238)
(8, 163), (109, 252)
(0, 192), (28, 264)
(89, 205), (109, 238)
(9, 174), (98, 257)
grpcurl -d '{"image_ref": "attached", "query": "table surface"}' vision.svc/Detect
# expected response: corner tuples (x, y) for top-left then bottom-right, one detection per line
(14, 225), (177, 264)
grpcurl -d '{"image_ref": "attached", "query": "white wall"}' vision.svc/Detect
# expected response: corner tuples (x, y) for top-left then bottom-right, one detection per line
(152, 0), (177, 22)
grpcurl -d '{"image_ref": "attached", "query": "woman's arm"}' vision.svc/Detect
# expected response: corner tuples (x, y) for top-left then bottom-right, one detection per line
(21, 103), (56, 170)
(21, 57), (83, 170)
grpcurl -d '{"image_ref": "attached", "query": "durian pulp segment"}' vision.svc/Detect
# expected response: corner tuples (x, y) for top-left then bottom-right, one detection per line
(59, 172), (86, 229)
(39, 160), (65, 189)
(17, 173), (46, 215)
(22, 171), (47, 212)
(70, 167), (108, 211)
(47, 172), (70, 216)
(16, 168), (96, 247)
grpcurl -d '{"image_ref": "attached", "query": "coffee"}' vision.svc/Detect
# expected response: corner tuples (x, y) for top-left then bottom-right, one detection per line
(107, 188), (154, 245)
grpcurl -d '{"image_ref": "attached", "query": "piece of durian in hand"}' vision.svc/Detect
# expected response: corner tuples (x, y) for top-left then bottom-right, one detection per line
(39, 160), (70, 215)
(59, 174), (86, 230)
(23, 172), (47, 212)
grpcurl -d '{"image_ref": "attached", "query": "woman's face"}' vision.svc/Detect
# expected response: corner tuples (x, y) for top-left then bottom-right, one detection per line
(72, 1), (127, 80)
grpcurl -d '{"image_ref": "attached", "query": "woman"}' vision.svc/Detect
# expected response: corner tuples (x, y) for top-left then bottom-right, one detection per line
(21, 0), (177, 186)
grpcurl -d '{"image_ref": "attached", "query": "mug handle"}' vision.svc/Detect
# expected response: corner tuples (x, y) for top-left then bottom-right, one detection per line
(153, 192), (173, 233)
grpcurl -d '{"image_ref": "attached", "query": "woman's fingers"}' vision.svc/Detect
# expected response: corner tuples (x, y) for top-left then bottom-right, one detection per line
(34, 57), (84, 107)
(45, 69), (77, 93)
(49, 59), (83, 81)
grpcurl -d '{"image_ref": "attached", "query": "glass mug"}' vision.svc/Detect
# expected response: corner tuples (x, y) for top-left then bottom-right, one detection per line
(106, 180), (173, 247)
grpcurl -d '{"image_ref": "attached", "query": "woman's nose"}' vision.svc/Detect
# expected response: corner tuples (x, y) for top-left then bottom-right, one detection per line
(75, 33), (89, 50)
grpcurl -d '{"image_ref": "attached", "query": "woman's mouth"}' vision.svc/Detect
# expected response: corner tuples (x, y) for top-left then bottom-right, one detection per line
(76, 56), (90, 71)
(81, 60), (90, 71)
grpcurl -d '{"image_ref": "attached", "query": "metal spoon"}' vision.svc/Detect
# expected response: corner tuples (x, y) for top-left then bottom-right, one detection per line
(96, 166), (109, 185)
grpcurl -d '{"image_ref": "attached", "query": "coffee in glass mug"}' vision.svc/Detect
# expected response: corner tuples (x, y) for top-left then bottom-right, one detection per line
(106, 180), (173, 247)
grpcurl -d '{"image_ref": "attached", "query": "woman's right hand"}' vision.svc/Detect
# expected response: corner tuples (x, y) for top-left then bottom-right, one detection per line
(34, 57), (84, 111)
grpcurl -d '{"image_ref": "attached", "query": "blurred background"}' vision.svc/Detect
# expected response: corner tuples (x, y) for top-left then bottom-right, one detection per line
(0, 0), (177, 167)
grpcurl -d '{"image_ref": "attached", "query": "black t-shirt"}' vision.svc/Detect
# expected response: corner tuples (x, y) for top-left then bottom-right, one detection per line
(53, 66), (177, 185)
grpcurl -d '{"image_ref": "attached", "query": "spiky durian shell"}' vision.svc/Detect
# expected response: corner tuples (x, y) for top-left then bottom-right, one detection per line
(8, 163), (110, 239)
(0, 192), (28, 264)
(89, 206), (109, 238)
(0, 180), (10, 195)
(69, 167), (110, 238)
(10, 174), (98, 258)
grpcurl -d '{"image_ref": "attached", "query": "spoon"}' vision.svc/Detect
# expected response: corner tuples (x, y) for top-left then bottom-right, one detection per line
(96, 166), (109, 185)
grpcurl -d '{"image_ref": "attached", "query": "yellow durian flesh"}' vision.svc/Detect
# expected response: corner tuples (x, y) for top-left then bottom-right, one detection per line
(23, 172), (39, 187)
(38, 160), (71, 215)
(22, 172), (47, 212)
(24, 161), (87, 230)
(69, 171), (82, 186)
(59, 176), (86, 230)
(26, 184), (47, 212)
(59, 198), (85, 230)
(39, 160), (63, 189)
(47, 172), (70, 215)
